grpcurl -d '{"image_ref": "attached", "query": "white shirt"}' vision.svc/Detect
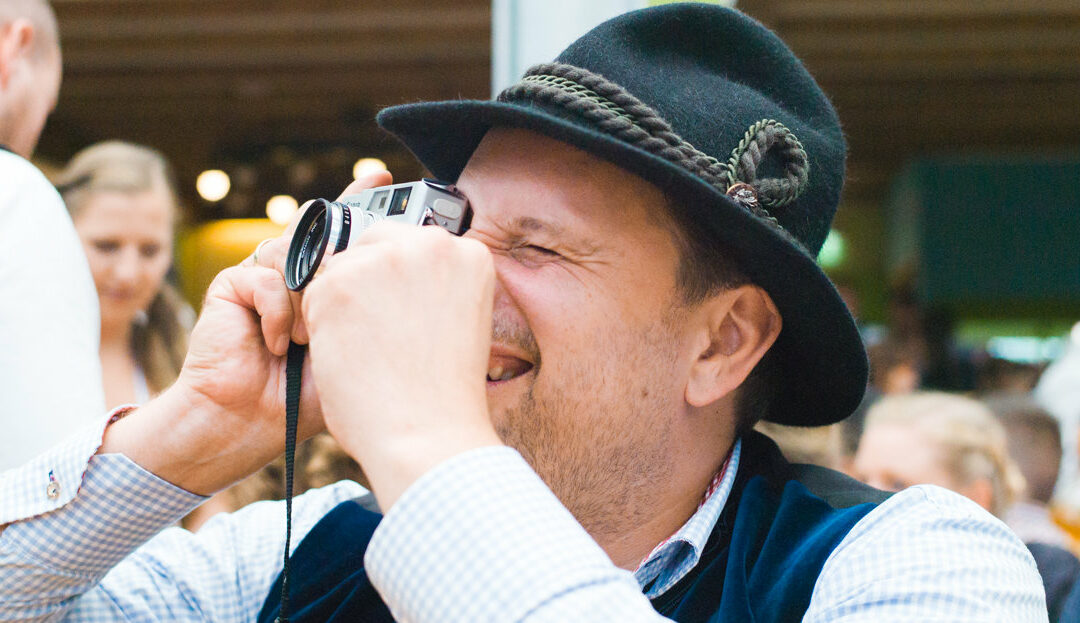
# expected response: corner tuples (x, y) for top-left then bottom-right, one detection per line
(0, 149), (105, 471)
(0, 416), (1048, 622)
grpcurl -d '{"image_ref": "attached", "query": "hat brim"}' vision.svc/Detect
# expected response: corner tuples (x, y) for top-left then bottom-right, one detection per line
(378, 99), (867, 426)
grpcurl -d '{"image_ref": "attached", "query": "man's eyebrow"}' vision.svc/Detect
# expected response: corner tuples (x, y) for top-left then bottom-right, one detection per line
(512, 216), (562, 235)
(504, 216), (600, 253)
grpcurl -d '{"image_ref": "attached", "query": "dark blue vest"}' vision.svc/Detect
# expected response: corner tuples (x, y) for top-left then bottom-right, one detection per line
(258, 432), (889, 622)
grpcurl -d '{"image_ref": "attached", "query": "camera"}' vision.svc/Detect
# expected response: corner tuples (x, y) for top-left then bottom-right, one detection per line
(284, 179), (471, 290)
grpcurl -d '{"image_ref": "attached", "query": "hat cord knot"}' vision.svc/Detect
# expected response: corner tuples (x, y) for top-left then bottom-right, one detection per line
(720, 119), (810, 210)
(500, 63), (809, 226)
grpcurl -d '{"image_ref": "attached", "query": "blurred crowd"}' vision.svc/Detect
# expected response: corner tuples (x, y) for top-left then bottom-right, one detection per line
(759, 288), (1080, 621)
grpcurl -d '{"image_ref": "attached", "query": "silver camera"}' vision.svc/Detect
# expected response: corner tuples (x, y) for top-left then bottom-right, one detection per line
(284, 179), (471, 290)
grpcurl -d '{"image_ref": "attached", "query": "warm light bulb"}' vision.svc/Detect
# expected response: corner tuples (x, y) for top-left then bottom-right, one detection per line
(196, 169), (231, 202)
(266, 195), (300, 225)
(353, 157), (387, 180)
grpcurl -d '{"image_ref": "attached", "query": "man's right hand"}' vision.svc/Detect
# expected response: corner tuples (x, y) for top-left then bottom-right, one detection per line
(97, 171), (393, 496)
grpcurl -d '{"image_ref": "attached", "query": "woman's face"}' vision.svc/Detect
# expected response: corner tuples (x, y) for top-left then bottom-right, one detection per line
(73, 186), (174, 330)
(853, 422), (958, 492)
(852, 421), (994, 513)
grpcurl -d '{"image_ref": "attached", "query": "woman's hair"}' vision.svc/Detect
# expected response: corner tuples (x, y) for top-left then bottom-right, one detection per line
(865, 391), (1026, 517)
(56, 140), (190, 394)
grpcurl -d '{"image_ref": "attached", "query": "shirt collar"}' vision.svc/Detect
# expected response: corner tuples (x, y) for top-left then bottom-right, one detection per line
(633, 438), (742, 598)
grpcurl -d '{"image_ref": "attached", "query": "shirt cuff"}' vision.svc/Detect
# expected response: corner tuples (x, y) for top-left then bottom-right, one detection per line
(0, 405), (205, 575)
(0, 405), (136, 524)
(365, 446), (642, 622)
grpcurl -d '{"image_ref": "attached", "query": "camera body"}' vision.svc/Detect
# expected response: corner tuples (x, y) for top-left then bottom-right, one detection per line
(285, 179), (471, 290)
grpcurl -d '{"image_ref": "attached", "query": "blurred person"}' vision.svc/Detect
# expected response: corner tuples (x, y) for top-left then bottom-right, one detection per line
(867, 338), (922, 394)
(0, 0), (105, 471)
(856, 391), (1078, 620)
(921, 305), (978, 393)
(985, 393), (1074, 549)
(0, 5), (1046, 621)
(853, 391), (1024, 515)
(980, 357), (1045, 394)
(754, 421), (843, 470)
(837, 385), (880, 475)
(55, 141), (191, 408)
(1037, 322), (1080, 503)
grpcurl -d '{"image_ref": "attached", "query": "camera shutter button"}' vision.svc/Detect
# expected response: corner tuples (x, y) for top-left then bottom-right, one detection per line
(432, 198), (463, 220)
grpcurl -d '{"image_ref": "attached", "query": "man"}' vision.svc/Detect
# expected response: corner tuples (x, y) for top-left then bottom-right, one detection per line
(0, 4), (1046, 621)
(991, 394), (1074, 549)
(0, 0), (105, 470)
(988, 394), (1080, 621)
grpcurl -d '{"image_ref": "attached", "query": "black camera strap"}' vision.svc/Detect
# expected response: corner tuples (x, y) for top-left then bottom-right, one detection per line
(276, 341), (306, 623)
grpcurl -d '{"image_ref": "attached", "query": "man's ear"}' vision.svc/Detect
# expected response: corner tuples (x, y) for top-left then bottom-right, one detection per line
(685, 285), (781, 408)
(0, 19), (35, 88)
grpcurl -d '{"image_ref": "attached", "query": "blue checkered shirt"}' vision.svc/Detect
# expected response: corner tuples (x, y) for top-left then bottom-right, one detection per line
(0, 417), (1047, 621)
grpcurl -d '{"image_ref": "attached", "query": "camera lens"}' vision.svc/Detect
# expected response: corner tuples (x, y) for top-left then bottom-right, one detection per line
(284, 199), (351, 290)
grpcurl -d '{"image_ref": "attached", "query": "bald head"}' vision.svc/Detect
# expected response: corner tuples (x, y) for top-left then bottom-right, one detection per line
(0, 0), (58, 55)
(0, 0), (61, 158)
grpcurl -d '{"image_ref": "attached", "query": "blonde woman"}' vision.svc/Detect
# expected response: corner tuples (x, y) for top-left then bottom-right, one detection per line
(853, 391), (1024, 517)
(56, 141), (190, 408)
(854, 392), (1080, 620)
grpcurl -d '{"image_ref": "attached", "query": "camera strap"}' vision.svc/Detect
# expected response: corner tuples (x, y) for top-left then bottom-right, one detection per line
(276, 340), (305, 623)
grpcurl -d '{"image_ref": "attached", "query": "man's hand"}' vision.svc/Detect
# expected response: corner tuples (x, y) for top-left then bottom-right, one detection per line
(302, 221), (504, 509)
(98, 172), (394, 495)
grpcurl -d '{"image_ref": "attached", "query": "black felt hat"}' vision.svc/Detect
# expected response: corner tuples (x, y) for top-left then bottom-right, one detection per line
(376, 3), (866, 426)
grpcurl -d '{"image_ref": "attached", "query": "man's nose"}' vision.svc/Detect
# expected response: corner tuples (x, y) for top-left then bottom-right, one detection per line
(490, 262), (515, 313)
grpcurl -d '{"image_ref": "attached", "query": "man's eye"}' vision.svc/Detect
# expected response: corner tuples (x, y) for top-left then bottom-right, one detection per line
(93, 240), (120, 253)
(510, 244), (561, 264)
(524, 245), (558, 256)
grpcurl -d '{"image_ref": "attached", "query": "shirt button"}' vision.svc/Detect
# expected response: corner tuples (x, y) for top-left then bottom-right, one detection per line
(46, 480), (61, 500)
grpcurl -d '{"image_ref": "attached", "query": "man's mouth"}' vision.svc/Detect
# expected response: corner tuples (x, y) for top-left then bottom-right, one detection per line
(486, 355), (534, 383)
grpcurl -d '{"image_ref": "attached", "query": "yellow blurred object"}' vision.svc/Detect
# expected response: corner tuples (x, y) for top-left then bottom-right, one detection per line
(352, 157), (387, 180)
(1050, 503), (1080, 557)
(176, 219), (286, 310)
(266, 195), (300, 225)
(196, 170), (231, 202)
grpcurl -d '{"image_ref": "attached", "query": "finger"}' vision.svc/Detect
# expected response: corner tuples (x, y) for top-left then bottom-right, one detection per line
(210, 265), (297, 356)
(347, 218), (441, 248)
(291, 308), (310, 346)
(336, 170), (393, 200)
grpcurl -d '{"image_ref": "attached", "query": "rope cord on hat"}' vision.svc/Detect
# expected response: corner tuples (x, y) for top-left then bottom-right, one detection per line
(500, 63), (809, 218)
(722, 119), (809, 209)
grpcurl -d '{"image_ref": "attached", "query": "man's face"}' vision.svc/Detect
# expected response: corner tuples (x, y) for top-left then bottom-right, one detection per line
(0, 41), (60, 158)
(457, 128), (698, 534)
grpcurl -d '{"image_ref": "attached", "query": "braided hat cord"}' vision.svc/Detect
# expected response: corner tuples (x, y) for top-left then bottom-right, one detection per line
(499, 63), (811, 225)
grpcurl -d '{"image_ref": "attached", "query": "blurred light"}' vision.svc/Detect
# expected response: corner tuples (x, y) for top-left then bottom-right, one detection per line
(289, 161), (318, 187)
(266, 195), (299, 225)
(986, 337), (1066, 364)
(818, 229), (846, 269)
(196, 170), (231, 202)
(353, 157), (387, 180)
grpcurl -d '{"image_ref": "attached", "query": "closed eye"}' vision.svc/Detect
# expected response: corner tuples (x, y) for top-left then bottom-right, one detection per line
(509, 243), (562, 265)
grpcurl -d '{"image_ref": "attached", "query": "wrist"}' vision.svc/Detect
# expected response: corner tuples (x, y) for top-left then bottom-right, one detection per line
(351, 416), (504, 510)
(99, 385), (282, 495)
